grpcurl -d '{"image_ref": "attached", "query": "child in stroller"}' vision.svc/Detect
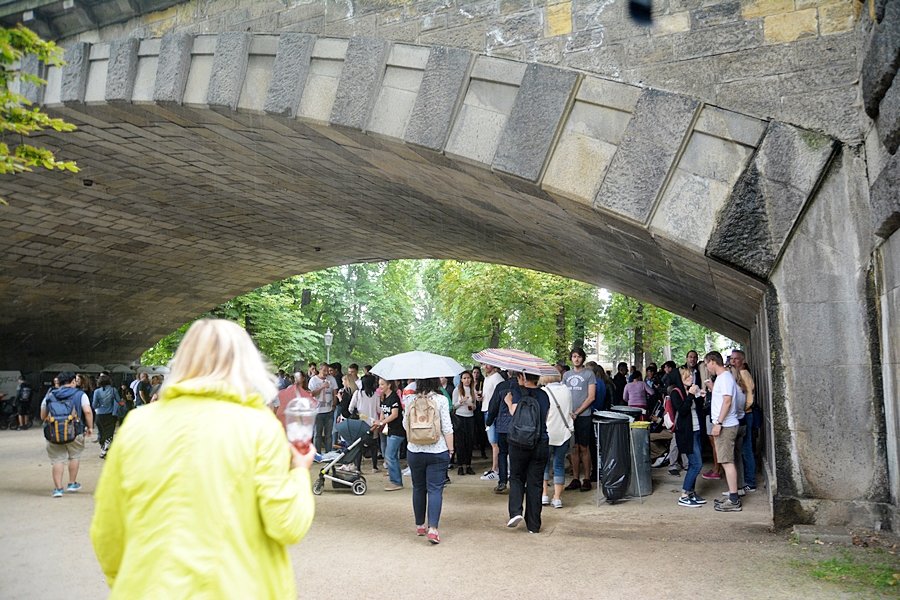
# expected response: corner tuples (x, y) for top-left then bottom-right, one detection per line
(312, 418), (374, 496)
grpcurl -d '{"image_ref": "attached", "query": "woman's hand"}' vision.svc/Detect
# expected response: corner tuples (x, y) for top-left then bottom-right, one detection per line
(290, 442), (316, 470)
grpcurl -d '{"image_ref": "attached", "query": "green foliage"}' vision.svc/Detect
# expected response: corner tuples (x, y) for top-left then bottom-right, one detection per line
(0, 25), (79, 203)
(807, 551), (899, 591)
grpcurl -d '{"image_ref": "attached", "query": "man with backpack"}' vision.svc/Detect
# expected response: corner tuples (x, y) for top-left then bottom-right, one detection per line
(41, 371), (94, 498)
(503, 371), (550, 534)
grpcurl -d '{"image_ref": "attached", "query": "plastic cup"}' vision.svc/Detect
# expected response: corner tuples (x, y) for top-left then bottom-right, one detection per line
(285, 396), (317, 453)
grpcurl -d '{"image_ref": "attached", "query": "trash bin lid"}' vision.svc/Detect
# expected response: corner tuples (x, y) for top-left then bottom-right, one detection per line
(592, 410), (631, 423)
(610, 406), (644, 416)
(630, 421), (651, 429)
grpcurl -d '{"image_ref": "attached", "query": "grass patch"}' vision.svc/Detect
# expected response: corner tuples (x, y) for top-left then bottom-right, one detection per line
(809, 551), (899, 591)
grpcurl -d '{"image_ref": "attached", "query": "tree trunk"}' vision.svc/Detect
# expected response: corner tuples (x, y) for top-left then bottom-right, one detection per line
(633, 303), (644, 371)
(573, 314), (585, 350)
(490, 316), (501, 348)
(555, 304), (567, 362)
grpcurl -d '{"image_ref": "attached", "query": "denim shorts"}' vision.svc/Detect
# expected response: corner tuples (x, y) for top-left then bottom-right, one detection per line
(484, 412), (498, 444)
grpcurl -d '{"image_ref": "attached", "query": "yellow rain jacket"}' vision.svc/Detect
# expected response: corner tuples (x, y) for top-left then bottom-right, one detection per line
(90, 382), (315, 599)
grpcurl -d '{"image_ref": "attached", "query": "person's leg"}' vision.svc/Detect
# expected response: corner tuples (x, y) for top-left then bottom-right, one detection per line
(524, 444), (548, 532)
(708, 434), (720, 474)
(486, 413), (499, 473)
(734, 425), (746, 488)
(386, 435), (403, 486)
(666, 436), (678, 464)
(323, 410), (334, 451)
(460, 416), (474, 467)
(426, 451), (450, 528)
(742, 424), (757, 488)
(507, 445), (527, 519)
(314, 413), (327, 451)
(682, 432), (703, 494)
(67, 459), (80, 485)
(51, 462), (64, 489)
(578, 444), (592, 482)
(407, 451), (427, 527)
(569, 444), (581, 486)
(552, 444), (567, 498)
(497, 433), (509, 487)
(715, 427), (739, 501)
(66, 435), (84, 486)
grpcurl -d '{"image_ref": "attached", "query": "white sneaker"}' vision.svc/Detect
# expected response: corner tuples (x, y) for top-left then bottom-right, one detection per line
(401, 467), (411, 477)
(541, 495), (550, 505)
(651, 456), (667, 468)
(481, 470), (498, 480)
(551, 498), (563, 509)
(507, 515), (523, 528)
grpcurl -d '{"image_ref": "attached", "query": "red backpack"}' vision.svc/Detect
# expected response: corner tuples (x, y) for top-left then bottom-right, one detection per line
(663, 388), (683, 432)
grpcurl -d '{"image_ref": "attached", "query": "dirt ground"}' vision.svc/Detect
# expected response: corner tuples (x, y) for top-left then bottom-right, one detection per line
(0, 428), (886, 599)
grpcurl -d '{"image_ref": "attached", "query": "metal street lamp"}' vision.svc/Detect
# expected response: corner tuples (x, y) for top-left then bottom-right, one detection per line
(324, 328), (333, 364)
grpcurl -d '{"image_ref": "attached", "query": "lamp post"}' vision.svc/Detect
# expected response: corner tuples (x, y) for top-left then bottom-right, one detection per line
(324, 328), (333, 364)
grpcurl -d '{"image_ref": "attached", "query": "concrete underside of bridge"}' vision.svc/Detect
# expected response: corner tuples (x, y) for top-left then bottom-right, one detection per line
(1, 0), (900, 533)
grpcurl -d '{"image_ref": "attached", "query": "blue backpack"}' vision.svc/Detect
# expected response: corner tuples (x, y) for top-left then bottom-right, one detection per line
(43, 392), (79, 444)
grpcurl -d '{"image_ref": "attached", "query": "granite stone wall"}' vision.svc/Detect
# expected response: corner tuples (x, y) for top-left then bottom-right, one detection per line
(65, 0), (863, 142)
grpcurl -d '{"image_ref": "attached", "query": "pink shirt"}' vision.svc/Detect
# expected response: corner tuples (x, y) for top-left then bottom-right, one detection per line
(622, 381), (648, 408)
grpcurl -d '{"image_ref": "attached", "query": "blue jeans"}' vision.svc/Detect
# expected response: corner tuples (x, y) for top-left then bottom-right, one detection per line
(385, 435), (404, 486)
(682, 431), (702, 493)
(741, 421), (757, 487)
(544, 443), (568, 485)
(315, 411), (334, 452)
(407, 450), (450, 528)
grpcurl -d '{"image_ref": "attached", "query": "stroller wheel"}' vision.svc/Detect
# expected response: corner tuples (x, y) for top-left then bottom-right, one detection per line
(351, 479), (367, 496)
(312, 478), (325, 496)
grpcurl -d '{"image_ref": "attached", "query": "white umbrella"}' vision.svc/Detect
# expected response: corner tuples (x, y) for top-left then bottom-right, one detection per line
(370, 351), (465, 380)
(43, 363), (81, 373)
(80, 363), (107, 373)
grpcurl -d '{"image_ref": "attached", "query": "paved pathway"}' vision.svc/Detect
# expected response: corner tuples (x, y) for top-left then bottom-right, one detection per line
(0, 429), (857, 598)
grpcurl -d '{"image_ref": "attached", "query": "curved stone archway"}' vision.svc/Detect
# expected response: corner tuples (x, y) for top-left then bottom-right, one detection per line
(2, 32), (836, 367)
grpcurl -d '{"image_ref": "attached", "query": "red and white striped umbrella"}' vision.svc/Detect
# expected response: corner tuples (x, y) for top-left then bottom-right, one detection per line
(471, 348), (558, 377)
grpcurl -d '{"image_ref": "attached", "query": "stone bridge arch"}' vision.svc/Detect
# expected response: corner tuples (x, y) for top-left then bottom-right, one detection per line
(5, 32), (834, 365)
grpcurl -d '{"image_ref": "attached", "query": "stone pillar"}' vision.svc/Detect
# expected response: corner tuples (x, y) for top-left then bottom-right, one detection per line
(766, 146), (892, 528)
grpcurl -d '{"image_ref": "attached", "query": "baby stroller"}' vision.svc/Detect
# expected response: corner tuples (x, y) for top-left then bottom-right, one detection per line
(312, 419), (372, 496)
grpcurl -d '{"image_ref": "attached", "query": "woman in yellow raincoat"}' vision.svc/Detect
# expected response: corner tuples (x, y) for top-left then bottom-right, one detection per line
(90, 319), (316, 599)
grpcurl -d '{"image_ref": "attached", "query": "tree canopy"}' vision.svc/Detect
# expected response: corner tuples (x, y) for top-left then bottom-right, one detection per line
(142, 260), (731, 371)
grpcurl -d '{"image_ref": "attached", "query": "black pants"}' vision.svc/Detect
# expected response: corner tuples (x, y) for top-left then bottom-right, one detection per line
(474, 401), (488, 456)
(96, 413), (117, 451)
(508, 442), (549, 533)
(498, 433), (510, 485)
(454, 415), (475, 466)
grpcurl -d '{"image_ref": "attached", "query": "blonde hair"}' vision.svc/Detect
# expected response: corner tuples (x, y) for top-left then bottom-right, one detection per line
(162, 319), (277, 402)
(679, 367), (693, 388)
(539, 374), (561, 385)
(343, 374), (358, 393)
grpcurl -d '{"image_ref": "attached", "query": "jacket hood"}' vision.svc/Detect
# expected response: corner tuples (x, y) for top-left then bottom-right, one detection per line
(159, 381), (266, 409)
(51, 386), (82, 401)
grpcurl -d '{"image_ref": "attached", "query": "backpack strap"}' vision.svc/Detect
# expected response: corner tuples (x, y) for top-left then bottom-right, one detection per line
(545, 386), (573, 433)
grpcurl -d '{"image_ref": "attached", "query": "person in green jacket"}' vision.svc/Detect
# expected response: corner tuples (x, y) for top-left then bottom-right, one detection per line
(90, 318), (316, 599)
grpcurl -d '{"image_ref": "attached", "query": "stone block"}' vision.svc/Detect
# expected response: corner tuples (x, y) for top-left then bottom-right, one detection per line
(387, 44), (430, 70)
(819, 1), (857, 35)
(673, 20), (763, 61)
(524, 38), (563, 65)
(871, 151), (900, 238)
(405, 46), (473, 151)
(102, 39), (138, 104)
(652, 12), (690, 35)
(651, 169), (730, 252)
(329, 37), (390, 130)
(493, 64), (579, 182)
(677, 132), (753, 183)
(792, 525), (854, 545)
(594, 89), (699, 223)
(741, 0), (794, 20)
(542, 131), (617, 204)
(575, 76), (641, 112)
(694, 106), (766, 147)
(564, 43), (625, 80)
(312, 38), (348, 60)
(445, 96), (511, 165)
(238, 54), (275, 112)
(419, 23), (486, 52)
(207, 32), (251, 111)
(546, 2), (572, 37)
(707, 122), (837, 278)
(61, 42), (91, 105)
(878, 75), (900, 154)
(764, 9), (818, 44)
(19, 54), (44, 105)
(861, 0), (900, 117)
(153, 32), (194, 105)
(690, 1), (741, 29)
(471, 55), (527, 86)
(264, 33), (316, 118)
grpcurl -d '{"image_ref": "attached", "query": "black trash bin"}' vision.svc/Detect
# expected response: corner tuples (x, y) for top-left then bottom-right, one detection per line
(610, 405), (644, 422)
(593, 411), (631, 504)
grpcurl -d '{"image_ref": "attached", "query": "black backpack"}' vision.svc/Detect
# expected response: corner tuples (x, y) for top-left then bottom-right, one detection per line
(507, 388), (542, 449)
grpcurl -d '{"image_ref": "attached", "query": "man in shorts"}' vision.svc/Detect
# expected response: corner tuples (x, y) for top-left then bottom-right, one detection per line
(563, 348), (596, 492)
(41, 372), (94, 498)
(704, 352), (741, 512)
(15, 375), (33, 430)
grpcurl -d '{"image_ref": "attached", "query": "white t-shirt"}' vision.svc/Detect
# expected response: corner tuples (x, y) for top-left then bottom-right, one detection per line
(309, 375), (335, 413)
(451, 387), (476, 417)
(711, 370), (740, 427)
(543, 382), (573, 446)
(349, 389), (380, 425)
(481, 372), (504, 412)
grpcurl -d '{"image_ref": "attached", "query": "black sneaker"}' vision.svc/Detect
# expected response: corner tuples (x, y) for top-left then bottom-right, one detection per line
(690, 492), (707, 504)
(494, 483), (507, 494)
(677, 495), (702, 508)
(458, 466), (464, 476)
